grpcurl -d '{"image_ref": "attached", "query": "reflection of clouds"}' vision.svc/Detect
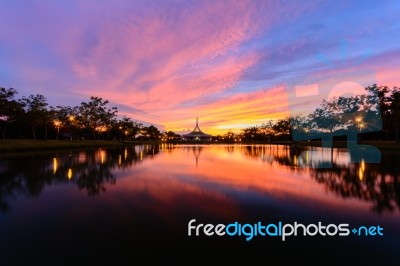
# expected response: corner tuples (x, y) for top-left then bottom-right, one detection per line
(158, 144), (400, 214)
(139, 145), (353, 212)
(113, 172), (241, 221)
(247, 144), (400, 214)
(1, 144), (399, 216)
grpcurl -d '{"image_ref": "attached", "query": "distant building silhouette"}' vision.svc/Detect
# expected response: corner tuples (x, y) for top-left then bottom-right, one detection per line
(182, 117), (212, 141)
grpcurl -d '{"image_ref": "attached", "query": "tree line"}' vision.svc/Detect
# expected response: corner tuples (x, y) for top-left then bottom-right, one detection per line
(1, 84), (400, 142)
(220, 84), (400, 143)
(0, 87), (164, 141)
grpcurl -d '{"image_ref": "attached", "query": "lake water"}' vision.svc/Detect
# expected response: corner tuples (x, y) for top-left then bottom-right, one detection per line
(0, 144), (399, 264)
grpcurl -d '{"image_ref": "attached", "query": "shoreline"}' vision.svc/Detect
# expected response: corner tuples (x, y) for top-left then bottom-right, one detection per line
(1, 139), (400, 153)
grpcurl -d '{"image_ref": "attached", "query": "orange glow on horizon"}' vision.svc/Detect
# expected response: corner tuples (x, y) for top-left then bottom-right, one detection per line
(159, 86), (290, 135)
(0, 0), (399, 138)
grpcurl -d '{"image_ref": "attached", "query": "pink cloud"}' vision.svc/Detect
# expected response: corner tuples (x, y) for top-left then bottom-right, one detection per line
(160, 85), (290, 135)
(3, 0), (399, 135)
(59, 1), (278, 125)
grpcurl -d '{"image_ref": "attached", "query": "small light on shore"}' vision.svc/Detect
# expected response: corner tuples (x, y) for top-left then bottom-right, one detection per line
(67, 168), (72, 180)
(53, 157), (58, 174)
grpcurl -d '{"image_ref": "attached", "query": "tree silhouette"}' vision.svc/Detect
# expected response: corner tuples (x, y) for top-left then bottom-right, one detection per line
(141, 125), (161, 141)
(116, 116), (142, 140)
(19, 94), (49, 140)
(387, 88), (400, 142)
(77, 96), (118, 139)
(0, 87), (23, 139)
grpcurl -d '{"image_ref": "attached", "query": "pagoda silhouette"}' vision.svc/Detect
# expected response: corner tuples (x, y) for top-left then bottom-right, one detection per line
(182, 117), (212, 141)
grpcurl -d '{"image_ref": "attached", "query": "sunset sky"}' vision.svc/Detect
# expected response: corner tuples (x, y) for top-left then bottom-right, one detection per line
(0, 0), (399, 135)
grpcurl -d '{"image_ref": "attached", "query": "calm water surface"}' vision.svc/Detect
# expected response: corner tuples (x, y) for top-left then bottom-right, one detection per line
(0, 144), (399, 264)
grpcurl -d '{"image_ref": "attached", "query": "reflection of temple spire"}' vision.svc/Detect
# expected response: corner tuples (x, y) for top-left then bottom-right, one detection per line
(192, 146), (202, 167)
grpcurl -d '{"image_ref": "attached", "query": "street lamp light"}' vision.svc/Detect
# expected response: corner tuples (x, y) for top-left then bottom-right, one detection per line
(355, 117), (365, 133)
(96, 126), (107, 132)
(355, 117), (366, 142)
(54, 120), (61, 140)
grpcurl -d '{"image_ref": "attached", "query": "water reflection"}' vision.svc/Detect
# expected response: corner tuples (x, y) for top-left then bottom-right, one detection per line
(0, 143), (399, 264)
(239, 144), (400, 214)
(0, 144), (161, 212)
(192, 146), (202, 167)
(0, 144), (399, 215)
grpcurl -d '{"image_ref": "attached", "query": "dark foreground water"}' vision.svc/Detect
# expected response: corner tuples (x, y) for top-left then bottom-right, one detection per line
(0, 144), (399, 264)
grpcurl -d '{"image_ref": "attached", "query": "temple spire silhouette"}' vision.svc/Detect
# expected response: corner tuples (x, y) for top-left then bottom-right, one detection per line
(193, 117), (202, 133)
(182, 117), (212, 141)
